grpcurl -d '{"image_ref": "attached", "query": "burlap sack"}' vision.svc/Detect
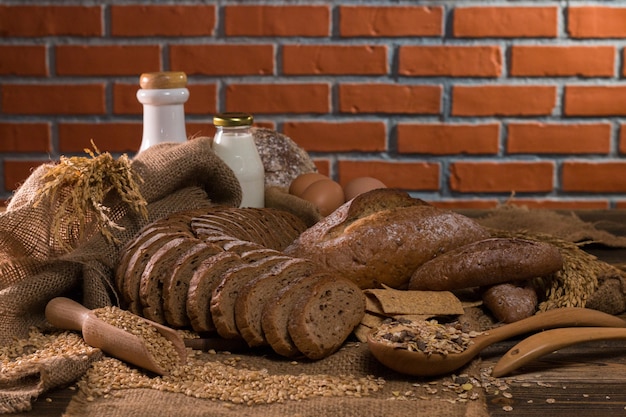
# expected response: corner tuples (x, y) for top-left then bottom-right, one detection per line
(0, 137), (241, 347)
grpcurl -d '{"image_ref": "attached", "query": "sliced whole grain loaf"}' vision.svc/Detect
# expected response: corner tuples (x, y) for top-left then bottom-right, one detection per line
(162, 242), (223, 328)
(261, 271), (335, 357)
(193, 214), (256, 242)
(235, 258), (320, 347)
(287, 276), (365, 360)
(211, 255), (291, 339)
(116, 221), (194, 302)
(186, 251), (242, 332)
(221, 239), (265, 254)
(121, 231), (191, 314)
(139, 236), (200, 324)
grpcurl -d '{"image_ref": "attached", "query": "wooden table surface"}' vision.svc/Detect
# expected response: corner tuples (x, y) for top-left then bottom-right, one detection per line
(5, 209), (626, 416)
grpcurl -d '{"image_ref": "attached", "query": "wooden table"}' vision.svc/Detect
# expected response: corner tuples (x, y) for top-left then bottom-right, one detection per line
(5, 209), (626, 416)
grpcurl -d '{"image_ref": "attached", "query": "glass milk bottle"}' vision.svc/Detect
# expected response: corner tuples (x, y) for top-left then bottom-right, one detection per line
(136, 71), (189, 153)
(212, 113), (265, 208)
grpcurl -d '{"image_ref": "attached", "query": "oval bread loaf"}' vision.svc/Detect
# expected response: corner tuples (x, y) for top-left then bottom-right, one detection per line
(285, 189), (490, 289)
(408, 238), (563, 291)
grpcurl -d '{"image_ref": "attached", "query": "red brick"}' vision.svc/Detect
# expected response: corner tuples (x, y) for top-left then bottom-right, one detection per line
(337, 160), (439, 191)
(0, 123), (51, 152)
(283, 45), (387, 75)
(225, 84), (330, 114)
(0, 5), (102, 37)
(225, 5), (329, 37)
(510, 45), (614, 77)
(430, 200), (500, 210)
(339, 6), (443, 37)
(113, 83), (217, 116)
(58, 123), (143, 154)
(508, 199), (609, 210)
(616, 201), (626, 209)
(111, 5), (215, 36)
(449, 162), (554, 193)
(313, 159), (331, 178)
(453, 6), (558, 38)
(283, 121), (386, 152)
(2, 84), (105, 115)
(620, 124), (626, 155)
(4, 160), (48, 191)
(399, 45), (502, 77)
(508, 123), (611, 154)
(569, 7), (626, 38)
(562, 162), (626, 193)
(339, 84), (441, 114)
(56, 45), (161, 76)
(0, 46), (47, 76)
(170, 44), (274, 75)
(397, 123), (499, 155)
(564, 86), (626, 116)
(451, 85), (556, 116)
(187, 123), (216, 140)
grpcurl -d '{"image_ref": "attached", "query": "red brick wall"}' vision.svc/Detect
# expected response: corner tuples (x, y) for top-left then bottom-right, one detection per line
(1, 2), (626, 209)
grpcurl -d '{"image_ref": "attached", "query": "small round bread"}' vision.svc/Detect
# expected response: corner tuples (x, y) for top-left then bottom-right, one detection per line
(252, 127), (317, 189)
(287, 276), (365, 360)
(408, 237), (563, 291)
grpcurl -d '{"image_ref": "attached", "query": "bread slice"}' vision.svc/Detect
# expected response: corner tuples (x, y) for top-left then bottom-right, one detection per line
(121, 231), (190, 314)
(287, 276), (365, 360)
(211, 255), (291, 339)
(261, 271), (334, 357)
(186, 251), (242, 332)
(139, 236), (200, 324)
(162, 242), (223, 328)
(235, 258), (320, 347)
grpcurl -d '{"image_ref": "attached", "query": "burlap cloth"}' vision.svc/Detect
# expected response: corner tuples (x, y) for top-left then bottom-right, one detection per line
(1, 138), (625, 416)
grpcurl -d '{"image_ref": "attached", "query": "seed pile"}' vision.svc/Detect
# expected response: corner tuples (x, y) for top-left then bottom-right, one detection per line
(92, 306), (180, 374)
(78, 351), (385, 406)
(0, 328), (99, 377)
(371, 318), (482, 356)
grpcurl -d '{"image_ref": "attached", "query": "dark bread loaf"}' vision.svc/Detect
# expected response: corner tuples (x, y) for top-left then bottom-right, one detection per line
(139, 236), (200, 323)
(285, 189), (490, 289)
(481, 282), (539, 323)
(162, 242), (223, 328)
(211, 255), (291, 339)
(186, 251), (242, 333)
(287, 276), (365, 360)
(261, 271), (335, 357)
(235, 258), (320, 347)
(408, 238), (563, 291)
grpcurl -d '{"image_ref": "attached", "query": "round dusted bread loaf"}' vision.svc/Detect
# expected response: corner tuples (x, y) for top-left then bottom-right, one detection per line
(252, 127), (317, 189)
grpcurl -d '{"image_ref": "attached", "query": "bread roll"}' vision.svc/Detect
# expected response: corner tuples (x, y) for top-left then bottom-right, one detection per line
(408, 238), (563, 291)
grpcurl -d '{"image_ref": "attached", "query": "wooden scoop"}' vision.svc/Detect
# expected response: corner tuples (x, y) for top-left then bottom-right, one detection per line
(493, 326), (626, 377)
(45, 297), (187, 375)
(367, 307), (626, 377)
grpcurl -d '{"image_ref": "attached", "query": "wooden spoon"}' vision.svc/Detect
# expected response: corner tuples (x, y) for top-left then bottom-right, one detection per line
(45, 297), (186, 375)
(367, 307), (626, 377)
(492, 326), (626, 377)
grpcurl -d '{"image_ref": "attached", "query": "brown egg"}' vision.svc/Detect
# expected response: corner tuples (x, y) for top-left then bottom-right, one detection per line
(300, 179), (345, 216)
(343, 177), (387, 201)
(288, 172), (328, 197)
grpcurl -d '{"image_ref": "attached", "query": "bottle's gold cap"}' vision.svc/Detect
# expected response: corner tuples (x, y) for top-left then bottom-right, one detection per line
(213, 112), (254, 127)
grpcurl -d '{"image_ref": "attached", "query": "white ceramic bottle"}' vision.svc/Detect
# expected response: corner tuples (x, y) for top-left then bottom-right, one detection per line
(212, 113), (265, 208)
(136, 71), (189, 153)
